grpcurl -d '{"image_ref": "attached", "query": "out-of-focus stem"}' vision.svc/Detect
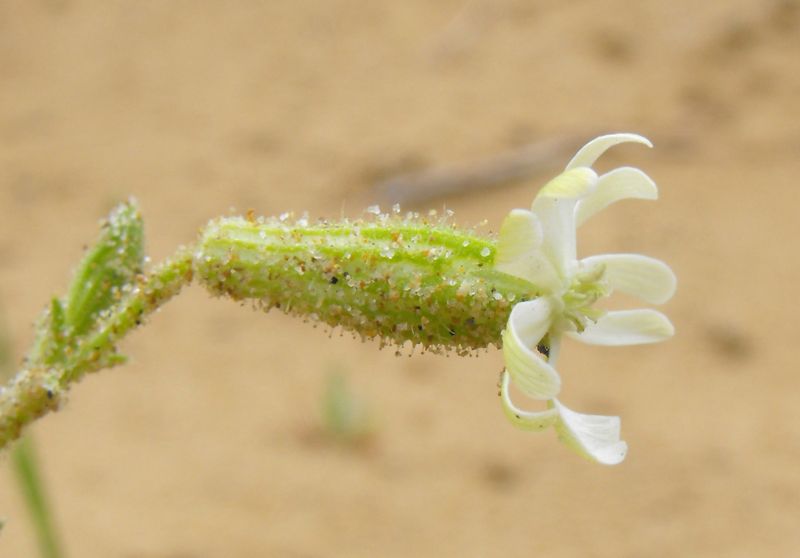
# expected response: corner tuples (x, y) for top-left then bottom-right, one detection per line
(12, 437), (64, 558)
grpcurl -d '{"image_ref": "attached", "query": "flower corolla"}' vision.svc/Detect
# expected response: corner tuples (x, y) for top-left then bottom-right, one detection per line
(495, 133), (676, 465)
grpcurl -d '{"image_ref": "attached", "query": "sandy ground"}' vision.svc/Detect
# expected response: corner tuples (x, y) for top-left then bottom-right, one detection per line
(1, 1), (799, 556)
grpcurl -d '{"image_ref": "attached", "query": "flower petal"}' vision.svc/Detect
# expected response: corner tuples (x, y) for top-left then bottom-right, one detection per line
(495, 209), (561, 291)
(502, 299), (561, 399)
(551, 399), (627, 465)
(497, 209), (543, 260)
(565, 133), (653, 171)
(498, 371), (558, 431)
(531, 168), (597, 278)
(571, 309), (674, 346)
(505, 299), (552, 352)
(575, 167), (658, 226)
(581, 254), (676, 304)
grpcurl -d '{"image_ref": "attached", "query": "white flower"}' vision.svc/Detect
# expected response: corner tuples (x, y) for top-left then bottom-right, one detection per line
(495, 133), (676, 465)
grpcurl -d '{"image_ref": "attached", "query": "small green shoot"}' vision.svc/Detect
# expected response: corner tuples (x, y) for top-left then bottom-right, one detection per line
(322, 368), (375, 445)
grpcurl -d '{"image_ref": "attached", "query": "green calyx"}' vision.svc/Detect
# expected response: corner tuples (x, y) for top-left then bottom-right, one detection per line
(195, 214), (539, 355)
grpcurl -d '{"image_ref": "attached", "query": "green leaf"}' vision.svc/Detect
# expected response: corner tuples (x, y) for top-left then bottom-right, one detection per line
(42, 298), (66, 366)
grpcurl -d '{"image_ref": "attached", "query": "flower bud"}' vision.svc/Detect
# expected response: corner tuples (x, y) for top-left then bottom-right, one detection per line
(63, 200), (145, 338)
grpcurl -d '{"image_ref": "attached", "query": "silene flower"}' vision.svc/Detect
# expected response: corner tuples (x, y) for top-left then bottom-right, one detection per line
(0, 131), (679, 454)
(494, 133), (676, 465)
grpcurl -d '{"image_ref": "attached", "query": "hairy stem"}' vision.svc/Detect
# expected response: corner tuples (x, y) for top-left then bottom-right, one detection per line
(0, 249), (193, 450)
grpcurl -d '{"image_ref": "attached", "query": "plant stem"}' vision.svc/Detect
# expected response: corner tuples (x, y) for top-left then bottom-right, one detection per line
(12, 436), (64, 558)
(0, 248), (194, 450)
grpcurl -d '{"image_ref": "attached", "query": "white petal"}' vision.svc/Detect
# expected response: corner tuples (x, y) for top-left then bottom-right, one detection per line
(495, 209), (561, 291)
(551, 399), (627, 465)
(535, 167), (597, 199)
(575, 167), (658, 226)
(571, 309), (674, 346)
(496, 209), (543, 262)
(502, 300), (561, 399)
(498, 371), (558, 431)
(531, 168), (597, 277)
(565, 133), (653, 171)
(581, 254), (676, 304)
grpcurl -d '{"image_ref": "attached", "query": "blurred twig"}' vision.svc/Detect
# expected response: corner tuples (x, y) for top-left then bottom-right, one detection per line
(372, 135), (580, 206)
(11, 438), (64, 558)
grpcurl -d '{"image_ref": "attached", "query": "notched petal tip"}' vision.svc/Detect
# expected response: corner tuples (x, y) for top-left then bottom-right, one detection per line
(566, 133), (653, 171)
(575, 167), (658, 226)
(551, 399), (627, 465)
(571, 309), (675, 346)
(581, 254), (676, 305)
(498, 371), (558, 431)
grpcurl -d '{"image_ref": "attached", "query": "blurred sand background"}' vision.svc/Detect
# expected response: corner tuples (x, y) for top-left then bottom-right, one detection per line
(1, 1), (799, 556)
